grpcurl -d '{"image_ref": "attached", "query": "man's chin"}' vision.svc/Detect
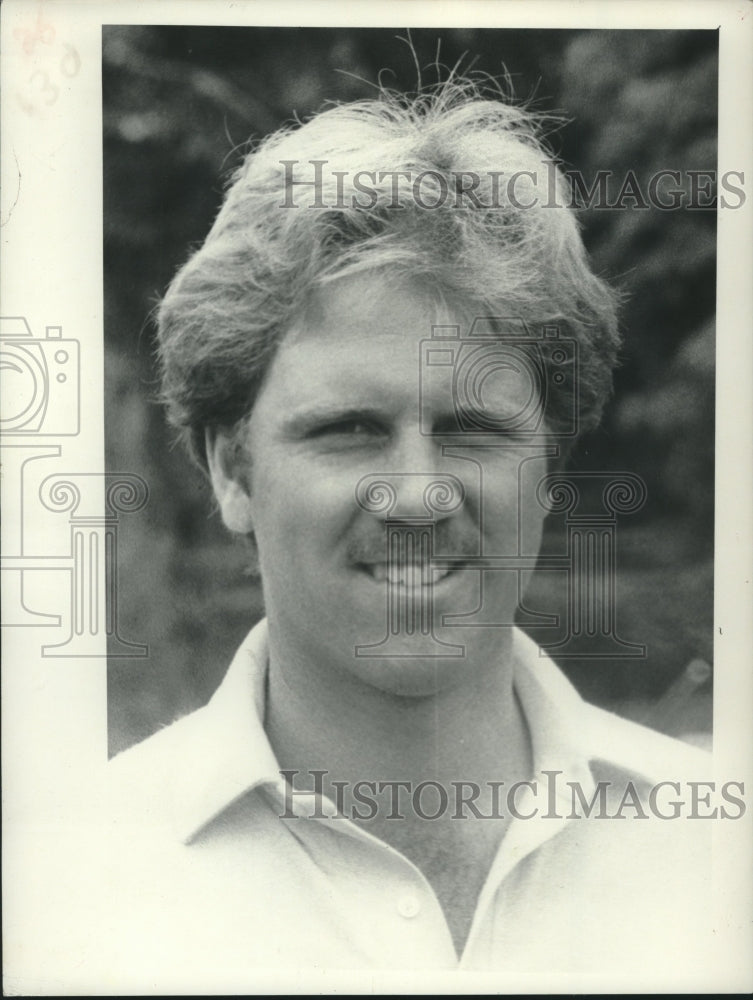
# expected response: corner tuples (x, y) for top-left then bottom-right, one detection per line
(339, 650), (473, 700)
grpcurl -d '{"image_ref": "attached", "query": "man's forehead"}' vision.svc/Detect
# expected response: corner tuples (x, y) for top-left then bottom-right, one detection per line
(284, 271), (479, 344)
(256, 272), (545, 426)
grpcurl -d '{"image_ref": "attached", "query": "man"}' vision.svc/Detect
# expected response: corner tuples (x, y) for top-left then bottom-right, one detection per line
(93, 82), (711, 982)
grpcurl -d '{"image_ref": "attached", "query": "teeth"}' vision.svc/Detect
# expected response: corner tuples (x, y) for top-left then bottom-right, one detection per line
(363, 564), (453, 585)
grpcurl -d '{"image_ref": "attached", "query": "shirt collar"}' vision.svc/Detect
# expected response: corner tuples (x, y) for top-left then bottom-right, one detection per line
(511, 626), (596, 796)
(482, 629), (597, 884)
(172, 619), (280, 843)
(174, 619), (598, 843)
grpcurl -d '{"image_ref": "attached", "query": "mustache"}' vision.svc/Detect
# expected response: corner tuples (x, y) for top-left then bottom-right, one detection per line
(345, 523), (480, 565)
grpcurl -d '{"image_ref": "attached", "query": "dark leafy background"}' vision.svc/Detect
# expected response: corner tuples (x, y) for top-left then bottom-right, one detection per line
(105, 26), (716, 755)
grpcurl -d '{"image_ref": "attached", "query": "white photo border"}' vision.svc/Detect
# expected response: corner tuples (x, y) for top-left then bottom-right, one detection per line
(1, 0), (751, 993)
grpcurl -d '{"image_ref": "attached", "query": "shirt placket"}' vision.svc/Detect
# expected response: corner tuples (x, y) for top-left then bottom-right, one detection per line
(263, 778), (459, 968)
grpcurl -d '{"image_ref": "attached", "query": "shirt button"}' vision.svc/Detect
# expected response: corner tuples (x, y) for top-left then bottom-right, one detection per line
(397, 894), (421, 919)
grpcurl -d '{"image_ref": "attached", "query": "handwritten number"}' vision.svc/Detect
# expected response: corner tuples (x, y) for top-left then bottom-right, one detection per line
(15, 36), (81, 113)
(14, 18), (55, 55)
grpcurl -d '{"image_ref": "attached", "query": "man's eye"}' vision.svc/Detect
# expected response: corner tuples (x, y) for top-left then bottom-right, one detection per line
(311, 419), (384, 440)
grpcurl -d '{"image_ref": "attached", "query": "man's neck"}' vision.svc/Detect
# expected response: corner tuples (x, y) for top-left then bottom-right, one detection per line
(264, 630), (533, 818)
(264, 631), (533, 956)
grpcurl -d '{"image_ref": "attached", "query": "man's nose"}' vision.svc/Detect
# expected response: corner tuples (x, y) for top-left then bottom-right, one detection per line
(355, 471), (465, 522)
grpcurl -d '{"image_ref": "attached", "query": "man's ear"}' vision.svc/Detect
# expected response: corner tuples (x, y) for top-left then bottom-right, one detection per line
(205, 426), (256, 534)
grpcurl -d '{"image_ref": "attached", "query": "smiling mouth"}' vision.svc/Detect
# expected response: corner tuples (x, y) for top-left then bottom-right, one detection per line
(357, 562), (459, 586)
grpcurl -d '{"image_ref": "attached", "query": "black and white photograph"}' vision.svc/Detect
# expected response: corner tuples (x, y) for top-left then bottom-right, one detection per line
(2, 2), (752, 994)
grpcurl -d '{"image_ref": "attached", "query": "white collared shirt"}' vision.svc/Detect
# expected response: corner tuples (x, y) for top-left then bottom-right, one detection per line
(38, 621), (714, 989)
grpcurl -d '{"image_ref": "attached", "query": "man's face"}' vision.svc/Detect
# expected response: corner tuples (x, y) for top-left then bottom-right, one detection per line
(209, 272), (549, 697)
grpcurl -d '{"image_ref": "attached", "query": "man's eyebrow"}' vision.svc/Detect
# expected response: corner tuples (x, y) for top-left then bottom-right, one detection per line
(280, 405), (387, 437)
